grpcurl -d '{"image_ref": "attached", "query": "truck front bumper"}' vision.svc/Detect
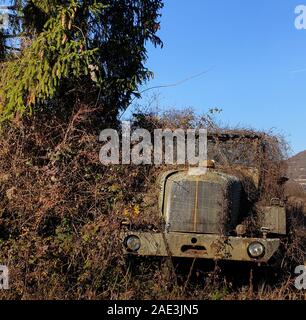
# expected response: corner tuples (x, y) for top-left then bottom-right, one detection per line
(122, 232), (280, 263)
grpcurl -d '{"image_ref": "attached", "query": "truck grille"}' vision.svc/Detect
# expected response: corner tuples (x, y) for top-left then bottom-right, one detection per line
(168, 180), (224, 234)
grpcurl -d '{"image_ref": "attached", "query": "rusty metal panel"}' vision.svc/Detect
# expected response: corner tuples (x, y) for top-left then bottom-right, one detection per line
(163, 170), (241, 234)
(168, 180), (223, 234)
(197, 181), (224, 233)
(259, 206), (286, 235)
(122, 231), (280, 263)
(169, 180), (197, 232)
(157, 170), (182, 216)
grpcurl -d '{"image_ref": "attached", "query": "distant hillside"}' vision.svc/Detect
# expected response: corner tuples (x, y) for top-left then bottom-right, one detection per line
(287, 151), (306, 190)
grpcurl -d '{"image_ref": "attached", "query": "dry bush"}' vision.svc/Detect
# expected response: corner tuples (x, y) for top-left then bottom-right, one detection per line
(286, 182), (306, 204)
(0, 105), (157, 299)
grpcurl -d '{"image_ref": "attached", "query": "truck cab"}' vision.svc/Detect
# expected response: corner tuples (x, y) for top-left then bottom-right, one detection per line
(122, 133), (287, 264)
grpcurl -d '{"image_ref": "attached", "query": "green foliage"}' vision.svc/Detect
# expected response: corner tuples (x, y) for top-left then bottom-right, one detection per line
(0, 0), (163, 121)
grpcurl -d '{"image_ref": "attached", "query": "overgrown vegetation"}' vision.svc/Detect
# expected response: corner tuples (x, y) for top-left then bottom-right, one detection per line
(0, 0), (305, 301)
(0, 106), (305, 299)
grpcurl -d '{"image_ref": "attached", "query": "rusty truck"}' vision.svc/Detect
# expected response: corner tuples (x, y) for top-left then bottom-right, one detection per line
(122, 133), (287, 265)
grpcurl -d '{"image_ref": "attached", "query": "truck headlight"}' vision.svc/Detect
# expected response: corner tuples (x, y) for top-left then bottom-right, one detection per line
(125, 235), (141, 252)
(248, 242), (265, 258)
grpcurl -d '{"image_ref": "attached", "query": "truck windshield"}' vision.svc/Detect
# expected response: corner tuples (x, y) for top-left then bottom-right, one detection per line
(207, 136), (261, 167)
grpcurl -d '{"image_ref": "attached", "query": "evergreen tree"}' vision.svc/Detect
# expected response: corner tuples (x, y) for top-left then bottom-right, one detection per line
(0, 0), (163, 121)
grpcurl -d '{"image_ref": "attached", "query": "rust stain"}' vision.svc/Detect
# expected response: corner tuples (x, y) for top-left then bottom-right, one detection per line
(185, 249), (208, 256)
(193, 180), (199, 232)
(122, 231), (281, 262)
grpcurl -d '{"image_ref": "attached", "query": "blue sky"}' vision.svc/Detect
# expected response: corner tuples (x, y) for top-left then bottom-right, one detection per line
(137, 0), (306, 155)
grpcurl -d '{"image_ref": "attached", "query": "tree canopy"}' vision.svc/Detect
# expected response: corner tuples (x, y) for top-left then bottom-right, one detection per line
(0, 0), (163, 122)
